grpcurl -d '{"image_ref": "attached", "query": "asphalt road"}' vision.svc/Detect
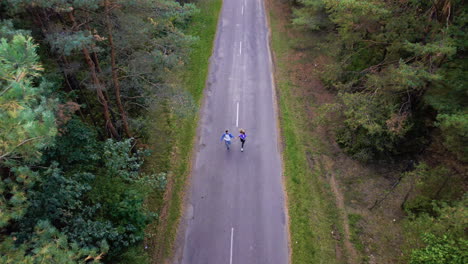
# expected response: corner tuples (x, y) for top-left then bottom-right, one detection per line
(177, 0), (288, 263)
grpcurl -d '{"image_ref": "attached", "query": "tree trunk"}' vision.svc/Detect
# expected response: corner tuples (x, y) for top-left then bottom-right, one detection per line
(67, 11), (119, 139)
(105, 0), (132, 138)
(82, 47), (120, 139)
(61, 56), (101, 130)
(85, 24), (104, 74)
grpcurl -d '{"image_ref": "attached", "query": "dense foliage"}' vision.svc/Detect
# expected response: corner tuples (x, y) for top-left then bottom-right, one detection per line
(404, 191), (467, 264)
(0, 0), (196, 262)
(410, 233), (467, 264)
(294, 0), (467, 162)
(290, 0), (467, 262)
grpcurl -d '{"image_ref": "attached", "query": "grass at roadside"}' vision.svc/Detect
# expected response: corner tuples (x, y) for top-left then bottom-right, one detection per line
(145, 0), (222, 262)
(348, 213), (365, 253)
(184, 1), (222, 103)
(267, 2), (343, 264)
(267, 1), (456, 264)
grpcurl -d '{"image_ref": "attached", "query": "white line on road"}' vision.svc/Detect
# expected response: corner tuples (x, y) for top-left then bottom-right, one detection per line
(239, 41), (242, 55)
(230, 227), (234, 264)
(242, 5), (244, 15)
(236, 102), (239, 127)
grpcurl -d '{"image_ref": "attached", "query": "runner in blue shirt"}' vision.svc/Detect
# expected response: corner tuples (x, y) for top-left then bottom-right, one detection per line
(221, 130), (234, 150)
(238, 129), (247, 152)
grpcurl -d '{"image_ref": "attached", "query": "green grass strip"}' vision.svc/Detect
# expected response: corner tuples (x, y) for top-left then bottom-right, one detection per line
(153, 0), (222, 260)
(268, 6), (341, 264)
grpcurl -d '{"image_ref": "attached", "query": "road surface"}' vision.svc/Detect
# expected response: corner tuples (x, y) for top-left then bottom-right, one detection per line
(177, 0), (288, 263)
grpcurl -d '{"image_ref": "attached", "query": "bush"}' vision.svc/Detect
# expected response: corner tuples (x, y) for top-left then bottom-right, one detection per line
(410, 233), (468, 264)
(437, 113), (468, 161)
(403, 163), (463, 216)
(404, 196), (467, 264)
(15, 122), (163, 260)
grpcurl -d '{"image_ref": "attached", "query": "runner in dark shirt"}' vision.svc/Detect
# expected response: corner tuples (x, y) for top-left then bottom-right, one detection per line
(238, 129), (247, 152)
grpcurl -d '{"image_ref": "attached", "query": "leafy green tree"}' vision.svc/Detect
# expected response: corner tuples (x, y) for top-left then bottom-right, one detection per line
(402, 188), (467, 264)
(41, 118), (101, 172)
(16, 119), (164, 259)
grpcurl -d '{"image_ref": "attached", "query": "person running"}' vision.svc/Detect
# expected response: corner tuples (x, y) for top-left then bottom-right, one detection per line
(220, 130), (234, 150)
(238, 129), (247, 152)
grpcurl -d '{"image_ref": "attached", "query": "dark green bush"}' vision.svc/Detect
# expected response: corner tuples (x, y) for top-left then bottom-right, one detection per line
(410, 233), (468, 264)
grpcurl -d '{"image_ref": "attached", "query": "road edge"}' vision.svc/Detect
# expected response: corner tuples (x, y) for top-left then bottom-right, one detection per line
(171, 0), (225, 262)
(263, 0), (292, 262)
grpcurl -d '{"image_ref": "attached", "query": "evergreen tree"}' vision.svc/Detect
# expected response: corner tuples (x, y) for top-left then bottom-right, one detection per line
(1, 221), (104, 264)
(295, 0), (467, 161)
(0, 26), (57, 228)
(0, 29), (57, 165)
(4, 0), (197, 139)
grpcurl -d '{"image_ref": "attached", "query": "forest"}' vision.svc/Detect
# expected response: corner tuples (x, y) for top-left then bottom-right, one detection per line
(288, 0), (467, 262)
(0, 0), (199, 263)
(1, 0), (466, 263)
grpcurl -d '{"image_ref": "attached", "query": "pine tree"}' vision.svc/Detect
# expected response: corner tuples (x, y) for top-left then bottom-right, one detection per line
(0, 32), (57, 164)
(4, 0), (198, 139)
(294, 0), (467, 160)
(0, 28), (58, 227)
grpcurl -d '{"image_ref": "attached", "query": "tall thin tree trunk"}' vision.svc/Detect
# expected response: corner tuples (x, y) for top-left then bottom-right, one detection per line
(68, 11), (119, 139)
(85, 24), (103, 74)
(105, 0), (132, 138)
(82, 47), (120, 139)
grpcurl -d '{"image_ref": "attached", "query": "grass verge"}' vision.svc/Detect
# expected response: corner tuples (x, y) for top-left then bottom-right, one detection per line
(267, 1), (344, 263)
(144, 0), (222, 262)
(348, 213), (365, 253)
(267, 1), (467, 264)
